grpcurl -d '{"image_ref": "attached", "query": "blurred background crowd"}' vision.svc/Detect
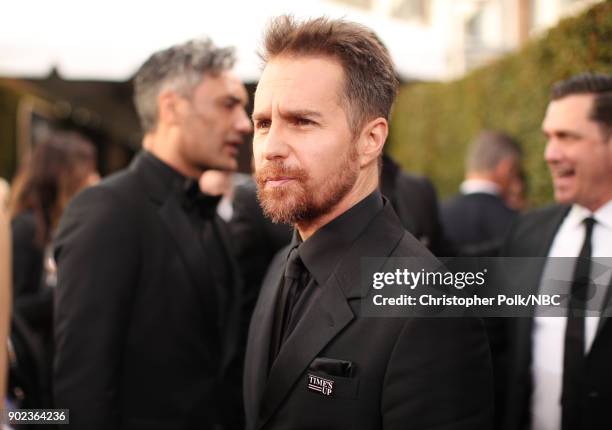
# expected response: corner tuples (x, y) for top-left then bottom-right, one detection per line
(0, 0), (611, 429)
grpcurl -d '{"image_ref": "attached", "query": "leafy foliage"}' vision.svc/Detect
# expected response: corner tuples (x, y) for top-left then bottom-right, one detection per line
(388, 2), (612, 206)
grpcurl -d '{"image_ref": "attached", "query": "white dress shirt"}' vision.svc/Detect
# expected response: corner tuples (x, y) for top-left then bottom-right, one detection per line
(531, 200), (612, 430)
(459, 179), (500, 196)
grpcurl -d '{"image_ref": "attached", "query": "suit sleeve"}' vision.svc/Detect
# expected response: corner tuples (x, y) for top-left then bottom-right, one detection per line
(382, 317), (494, 430)
(11, 214), (54, 326)
(230, 183), (269, 292)
(53, 185), (140, 428)
(416, 176), (446, 256)
(395, 174), (447, 256)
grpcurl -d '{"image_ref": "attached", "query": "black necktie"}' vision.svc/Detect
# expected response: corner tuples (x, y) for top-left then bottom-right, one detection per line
(270, 246), (309, 367)
(561, 217), (596, 430)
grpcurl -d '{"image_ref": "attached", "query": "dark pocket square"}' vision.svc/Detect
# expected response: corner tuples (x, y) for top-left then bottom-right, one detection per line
(309, 357), (355, 378)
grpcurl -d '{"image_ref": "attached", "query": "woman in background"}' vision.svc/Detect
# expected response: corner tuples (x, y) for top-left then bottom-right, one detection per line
(10, 131), (98, 308)
(8, 130), (98, 408)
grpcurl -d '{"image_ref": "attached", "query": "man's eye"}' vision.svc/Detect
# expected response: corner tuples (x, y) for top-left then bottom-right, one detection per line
(295, 118), (314, 126)
(222, 99), (239, 109)
(255, 120), (271, 130)
(557, 133), (577, 142)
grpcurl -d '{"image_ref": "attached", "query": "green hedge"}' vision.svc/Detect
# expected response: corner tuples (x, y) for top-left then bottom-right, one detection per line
(388, 1), (612, 207)
(0, 84), (21, 180)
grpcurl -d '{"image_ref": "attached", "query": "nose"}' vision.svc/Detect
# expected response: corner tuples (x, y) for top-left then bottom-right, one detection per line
(544, 138), (562, 165)
(257, 122), (291, 161)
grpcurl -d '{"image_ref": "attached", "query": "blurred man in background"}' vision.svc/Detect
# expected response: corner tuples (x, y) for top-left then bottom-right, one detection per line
(441, 130), (522, 256)
(501, 73), (612, 430)
(53, 39), (251, 429)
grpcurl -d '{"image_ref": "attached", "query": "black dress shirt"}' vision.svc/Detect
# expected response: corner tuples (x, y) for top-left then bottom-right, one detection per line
(279, 190), (384, 343)
(141, 151), (232, 331)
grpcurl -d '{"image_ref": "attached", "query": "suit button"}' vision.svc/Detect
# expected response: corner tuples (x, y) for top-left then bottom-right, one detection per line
(588, 391), (599, 399)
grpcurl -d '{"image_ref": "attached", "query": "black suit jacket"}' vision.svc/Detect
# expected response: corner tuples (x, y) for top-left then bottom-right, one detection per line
(244, 200), (494, 430)
(53, 152), (243, 429)
(380, 154), (444, 254)
(11, 211), (54, 407)
(12, 212), (44, 300)
(499, 204), (612, 430)
(441, 192), (516, 257)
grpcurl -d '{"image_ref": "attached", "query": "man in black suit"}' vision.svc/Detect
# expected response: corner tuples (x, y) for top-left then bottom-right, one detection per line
(244, 15), (493, 430)
(53, 39), (252, 429)
(441, 130), (522, 256)
(500, 73), (612, 430)
(380, 153), (445, 253)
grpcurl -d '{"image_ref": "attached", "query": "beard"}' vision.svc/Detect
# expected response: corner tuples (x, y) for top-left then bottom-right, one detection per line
(255, 146), (359, 225)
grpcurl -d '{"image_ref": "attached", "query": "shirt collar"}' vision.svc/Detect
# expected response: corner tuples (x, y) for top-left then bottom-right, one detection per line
(460, 179), (500, 196)
(292, 190), (384, 286)
(142, 150), (187, 186)
(566, 200), (612, 231)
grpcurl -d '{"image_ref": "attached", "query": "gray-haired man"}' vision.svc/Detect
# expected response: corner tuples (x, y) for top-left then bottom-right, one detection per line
(54, 39), (251, 429)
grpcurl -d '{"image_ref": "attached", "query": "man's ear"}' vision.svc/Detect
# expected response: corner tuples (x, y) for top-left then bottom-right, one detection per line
(493, 157), (519, 192)
(358, 117), (388, 168)
(495, 157), (515, 180)
(158, 90), (181, 127)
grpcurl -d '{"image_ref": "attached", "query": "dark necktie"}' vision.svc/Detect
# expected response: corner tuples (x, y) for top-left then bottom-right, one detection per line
(269, 246), (309, 367)
(561, 216), (596, 430)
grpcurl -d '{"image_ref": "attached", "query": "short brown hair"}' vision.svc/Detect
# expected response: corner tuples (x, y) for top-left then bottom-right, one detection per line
(261, 15), (399, 135)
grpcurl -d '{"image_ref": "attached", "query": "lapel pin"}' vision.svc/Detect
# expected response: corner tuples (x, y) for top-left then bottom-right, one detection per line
(307, 373), (334, 396)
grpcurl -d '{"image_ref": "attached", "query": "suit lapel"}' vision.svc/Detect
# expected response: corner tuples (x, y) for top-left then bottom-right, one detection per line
(254, 202), (406, 429)
(257, 276), (354, 429)
(533, 207), (569, 258)
(157, 192), (219, 329)
(511, 206), (570, 382)
(158, 191), (208, 287)
(244, 247), (289, 428)
(214, 216), (244, 375)
(131, 152), (221, 335)
(521, 206), (570, 296)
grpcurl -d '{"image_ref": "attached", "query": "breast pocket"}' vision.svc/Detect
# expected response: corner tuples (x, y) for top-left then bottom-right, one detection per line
(305, 357), (360, 399)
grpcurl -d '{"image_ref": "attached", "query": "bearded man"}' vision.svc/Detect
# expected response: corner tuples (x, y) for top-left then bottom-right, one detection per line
(243, 16), (494, 430)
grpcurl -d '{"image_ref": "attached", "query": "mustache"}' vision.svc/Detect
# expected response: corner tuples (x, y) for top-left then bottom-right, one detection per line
(255, 162), (308, 186)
